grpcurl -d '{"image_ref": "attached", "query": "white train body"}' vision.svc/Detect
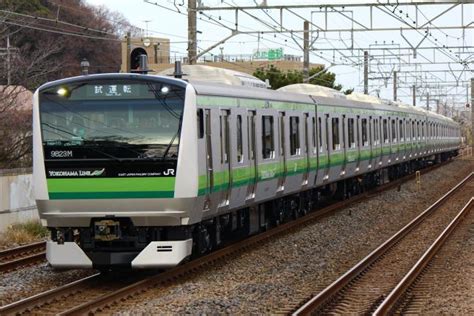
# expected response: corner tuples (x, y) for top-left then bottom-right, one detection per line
(33, 72), (461, 269)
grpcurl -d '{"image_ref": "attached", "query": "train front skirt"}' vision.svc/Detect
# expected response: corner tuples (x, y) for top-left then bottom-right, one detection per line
(46, 239), (193, 269)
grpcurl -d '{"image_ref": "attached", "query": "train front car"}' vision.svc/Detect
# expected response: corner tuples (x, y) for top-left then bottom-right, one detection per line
(33, 74), (200, 270)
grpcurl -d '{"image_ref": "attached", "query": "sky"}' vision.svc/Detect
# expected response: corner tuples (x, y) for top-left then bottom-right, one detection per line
(85, 0), (473, 111)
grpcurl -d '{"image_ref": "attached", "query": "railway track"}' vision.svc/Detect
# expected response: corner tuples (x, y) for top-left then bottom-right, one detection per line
(0, 241), (46, 274)
(292, 172), (473, 315)
(376, 197), (473, 315)
(0, 160), (459, 315)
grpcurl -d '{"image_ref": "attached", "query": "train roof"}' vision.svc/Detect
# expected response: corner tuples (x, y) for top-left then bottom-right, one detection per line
(35, 72), (456, 125)
(346, 93), (384, 105)
(277, 84), (346, 99)
(158, 65), (268, 89)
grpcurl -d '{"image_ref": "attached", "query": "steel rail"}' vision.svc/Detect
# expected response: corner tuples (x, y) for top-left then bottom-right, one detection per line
(57, 161), (456, 316)
(0, 241), (45, 260)
(0, 241), (46, 273)
(0, 273), (101, 315)
(292, 171), (473, 316)
(374, 197), (474, 315)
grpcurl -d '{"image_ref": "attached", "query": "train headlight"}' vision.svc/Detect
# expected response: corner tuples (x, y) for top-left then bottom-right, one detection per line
(57, 87), (69, 97)
(161, 86), (170, 94)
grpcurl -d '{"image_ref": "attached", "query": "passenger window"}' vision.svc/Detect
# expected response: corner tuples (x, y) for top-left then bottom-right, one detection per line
(290, 116), (300, 155)
(312, 117), (317, 152)
(362, 118), (368, 146)
(262, 115), (274, 159)
(319, 117), (324, 152)
(332, 117), (340, 150)
(220, 113), (230, 163)
(197, 109), (204, 139)
(391, 119), (397, 143)
(383, 119), (389, 143)
(236, 115), (243, 162)
(374, 119), (379, 145)
(348, 118), (355, 148)
(399, 119), (404, 141)
(248, 114), (255, 160)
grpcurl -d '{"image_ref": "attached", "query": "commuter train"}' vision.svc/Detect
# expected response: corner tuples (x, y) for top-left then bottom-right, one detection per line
(33, 66), (461, 270)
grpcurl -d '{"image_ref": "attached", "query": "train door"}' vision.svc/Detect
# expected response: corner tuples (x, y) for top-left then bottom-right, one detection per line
(328, 113), (344, 181)
(356, 116), (362, 169)
(344, 114), (358, 176)
(368, 116), (374, 168)
(314, 111), (328, 186)
(255, 110), (279, 201)
(400, 118), (406, 160)
(277, 112), (286, 192)
(391, 117), (399, 162)
(303, 113), (310, 186)
(246, 111), (257, 200)
(381, 116), (390, 166)
(219, 110), (231, 207)
(309, 112), (318, 187)
(323, 114), (331, 179)
(342, 114), (348, 173)
(377, 117), (384, 167)
(204, 109), (214, 204)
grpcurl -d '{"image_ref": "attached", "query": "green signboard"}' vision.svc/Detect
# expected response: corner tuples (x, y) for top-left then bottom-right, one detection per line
(253, 48), (284, 61)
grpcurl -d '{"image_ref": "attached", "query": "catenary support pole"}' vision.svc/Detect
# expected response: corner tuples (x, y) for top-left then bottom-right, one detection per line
(188, 0), (197, 64)
(393, 70), (397, 101)
(364, 51), (369, 95)
(303, 20), (310, 82)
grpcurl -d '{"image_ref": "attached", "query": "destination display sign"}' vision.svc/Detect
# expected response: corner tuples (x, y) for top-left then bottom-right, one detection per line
(55, 82), (171, 101)
(79, 84), (151, 100)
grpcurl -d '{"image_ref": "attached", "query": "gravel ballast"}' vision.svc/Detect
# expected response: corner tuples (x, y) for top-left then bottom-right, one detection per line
(113, 159), (473, 314)
(0, 263), (95, 307)
(0, 160), (471, 313)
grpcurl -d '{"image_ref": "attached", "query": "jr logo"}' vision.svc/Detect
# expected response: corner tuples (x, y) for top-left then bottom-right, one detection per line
(163, 169), (175, 176)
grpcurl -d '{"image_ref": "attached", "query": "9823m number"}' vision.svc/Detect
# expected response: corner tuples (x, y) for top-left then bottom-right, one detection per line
(50, 150), (73, 158)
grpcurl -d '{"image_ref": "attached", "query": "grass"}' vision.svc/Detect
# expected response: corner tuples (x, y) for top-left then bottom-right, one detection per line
(0, 220), (49, 249)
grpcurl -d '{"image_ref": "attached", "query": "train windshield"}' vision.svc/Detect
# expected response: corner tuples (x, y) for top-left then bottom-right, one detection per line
(39, 79), (185, 160)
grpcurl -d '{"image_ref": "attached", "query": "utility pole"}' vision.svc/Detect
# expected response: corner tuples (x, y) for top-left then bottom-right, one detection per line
(7, 35), (11, 85)
(426, 92), (430, 111)
(188, 0), (197, 65)
(436, 99), (440, 114)
(303, 20), (309, 82)
(412, 85), (416, 106)
(126, 31), (131, 73)
(364, 51), (369, 95)
(393, 70), (397, 101)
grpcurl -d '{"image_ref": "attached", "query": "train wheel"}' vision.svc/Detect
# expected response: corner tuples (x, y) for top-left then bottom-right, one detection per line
(193, 224), (211, 256)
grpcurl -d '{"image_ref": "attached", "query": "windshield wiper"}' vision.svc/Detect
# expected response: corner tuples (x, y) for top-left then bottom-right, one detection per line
(162, 116), (182, 160)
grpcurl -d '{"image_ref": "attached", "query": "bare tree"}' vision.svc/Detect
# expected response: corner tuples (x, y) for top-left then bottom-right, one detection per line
(0, 39), (63, 168)
(0, 0), (138, 168)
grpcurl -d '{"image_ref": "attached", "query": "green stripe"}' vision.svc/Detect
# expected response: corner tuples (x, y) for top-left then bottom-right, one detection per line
(49, 191), (174, 199)
(47, 177), (176, 200)
(47, 177), (175, 192)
